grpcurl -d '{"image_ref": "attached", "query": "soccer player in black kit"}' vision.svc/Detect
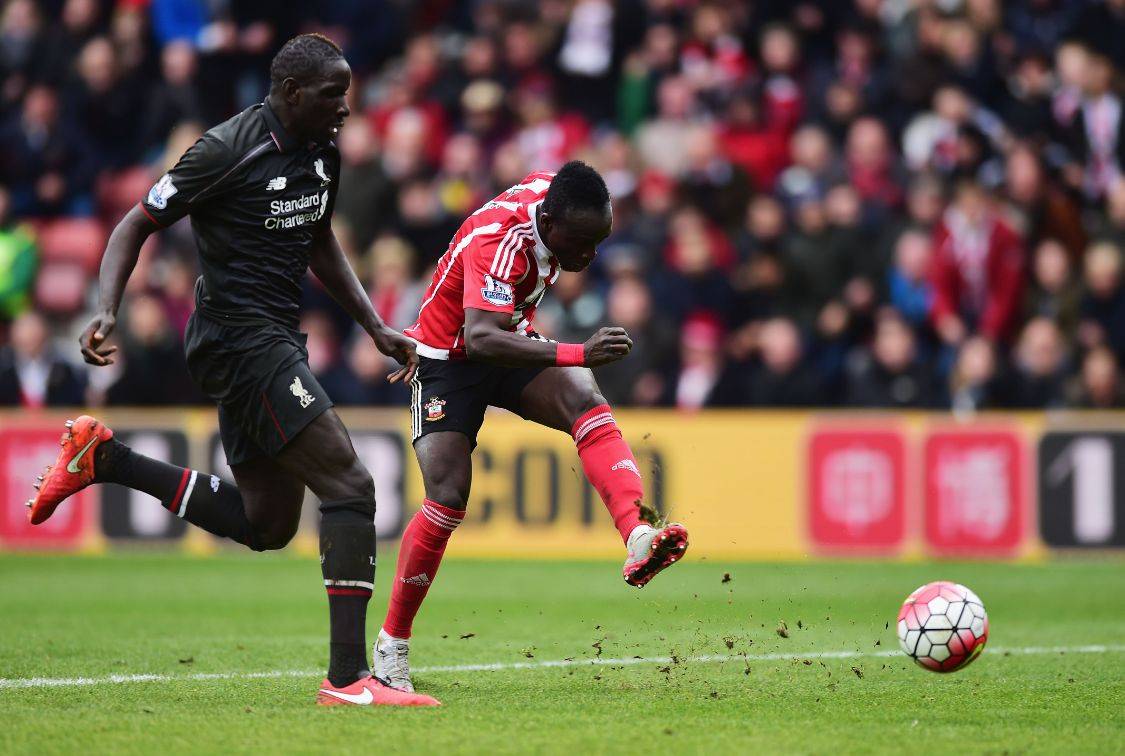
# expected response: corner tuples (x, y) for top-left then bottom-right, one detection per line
(26, 34), (439, 707)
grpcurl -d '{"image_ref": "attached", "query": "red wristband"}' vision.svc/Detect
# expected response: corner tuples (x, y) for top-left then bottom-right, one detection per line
(556, 343), (585, 367)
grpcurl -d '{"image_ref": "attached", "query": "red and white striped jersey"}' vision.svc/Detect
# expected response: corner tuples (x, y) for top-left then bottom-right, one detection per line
(405, 172), (560, 360)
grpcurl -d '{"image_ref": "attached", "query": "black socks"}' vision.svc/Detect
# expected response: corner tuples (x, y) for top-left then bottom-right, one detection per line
(96, 438), (258, 549)
(96, 439), (379, 687)
(320, 501), (377, 687)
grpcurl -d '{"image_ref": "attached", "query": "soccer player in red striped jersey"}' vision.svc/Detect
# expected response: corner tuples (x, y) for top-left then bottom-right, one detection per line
(374, 161), (689, 692)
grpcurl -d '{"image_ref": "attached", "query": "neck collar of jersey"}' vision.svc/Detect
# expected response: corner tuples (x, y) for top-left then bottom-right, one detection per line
(261, 99), (300, 153)
(531, 200), (552, 259)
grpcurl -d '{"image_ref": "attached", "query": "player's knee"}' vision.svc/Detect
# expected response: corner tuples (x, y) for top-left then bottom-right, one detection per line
(422, 470), (468, 511)
(318, 461), (377, 519)
(319, 492), (376, 521)
(426, 485), (468, 512)
(339, 464), (376, 504)
(565, 387), (609, 425)
(249, 518), (299, 552)
(308, 436), (376, 503)
(423, 463), (472, 510)
(584, 390), (608, 413)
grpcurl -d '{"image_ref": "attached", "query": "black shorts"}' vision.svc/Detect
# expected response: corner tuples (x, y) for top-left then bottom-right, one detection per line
(184, 311), (332, 465)
(409, 357), (544, 448)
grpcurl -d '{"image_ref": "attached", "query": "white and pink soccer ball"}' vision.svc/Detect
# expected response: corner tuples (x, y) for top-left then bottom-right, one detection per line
(897, 581), (988, 672)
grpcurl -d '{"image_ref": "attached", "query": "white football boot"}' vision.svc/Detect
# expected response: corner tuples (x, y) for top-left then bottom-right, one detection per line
(373, 628), (414, 692)
(623, 522), (689, 587)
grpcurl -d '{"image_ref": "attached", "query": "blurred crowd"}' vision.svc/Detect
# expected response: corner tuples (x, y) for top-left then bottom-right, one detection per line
(3, 0), (1125, 411)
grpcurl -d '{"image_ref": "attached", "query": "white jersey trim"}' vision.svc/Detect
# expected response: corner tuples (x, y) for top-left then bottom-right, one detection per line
(415, 342), (451, 360)
(530, 201), (552, 261)
(491, 221), (533, 279)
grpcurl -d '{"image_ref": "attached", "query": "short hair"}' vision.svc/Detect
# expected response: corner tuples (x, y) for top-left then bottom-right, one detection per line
(543, 160), (610, 219)
(269, 33), (343, 91)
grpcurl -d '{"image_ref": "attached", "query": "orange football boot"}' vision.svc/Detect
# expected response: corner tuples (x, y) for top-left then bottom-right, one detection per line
(316, 675), (441, 707)
(27, 415), (114, 525)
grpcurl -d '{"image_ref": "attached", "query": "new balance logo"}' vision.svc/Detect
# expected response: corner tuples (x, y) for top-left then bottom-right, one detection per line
(611, 459), (641, 476)
(402, 573), (431, 586)
(266, 176), (287, 191)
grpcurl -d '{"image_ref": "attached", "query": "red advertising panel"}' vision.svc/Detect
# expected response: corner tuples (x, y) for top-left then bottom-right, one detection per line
(0, 427), (90, 549)
(923, 429), (1025, 556)
(809, 428), (906, 552)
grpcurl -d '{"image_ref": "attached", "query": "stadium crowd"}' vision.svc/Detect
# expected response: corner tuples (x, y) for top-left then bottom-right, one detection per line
(2, 0), (1125, 411)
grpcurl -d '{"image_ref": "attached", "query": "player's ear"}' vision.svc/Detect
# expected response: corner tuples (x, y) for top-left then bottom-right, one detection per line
(281, 77), (302, 105)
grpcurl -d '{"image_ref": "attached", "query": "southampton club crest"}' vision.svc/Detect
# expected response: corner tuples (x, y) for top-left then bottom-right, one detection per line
(290, 376), (316, 408)
(424, 396), (447, 422)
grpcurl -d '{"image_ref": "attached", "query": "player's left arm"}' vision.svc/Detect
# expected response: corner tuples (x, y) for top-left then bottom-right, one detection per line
(308, 228), (418, 383)
(459, 227), (631, 367)
(464, 308), (632, 368)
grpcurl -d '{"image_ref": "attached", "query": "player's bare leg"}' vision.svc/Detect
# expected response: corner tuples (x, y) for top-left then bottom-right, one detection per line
(273, 408), (439, 706)
(228, 457), (306, 550)
(376, 430), (472, 691)
(517, 366), (689, 587)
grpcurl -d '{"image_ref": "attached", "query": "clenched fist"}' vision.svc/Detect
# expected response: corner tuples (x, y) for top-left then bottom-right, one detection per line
(583, 327), (633, 367)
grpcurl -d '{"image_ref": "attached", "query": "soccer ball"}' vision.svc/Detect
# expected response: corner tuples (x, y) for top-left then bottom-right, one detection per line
(897, 581), (988, 672)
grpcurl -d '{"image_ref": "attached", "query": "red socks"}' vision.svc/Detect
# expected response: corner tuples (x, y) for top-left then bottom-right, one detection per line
(572, 404), (645, 543)
(382, 500), (464, 639)
(383, 406), (642, 638)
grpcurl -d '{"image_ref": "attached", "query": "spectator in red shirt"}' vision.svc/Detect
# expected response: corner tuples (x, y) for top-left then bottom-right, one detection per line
(366, 37), (450, 168)
(511, 77), (590, 171)
(680, 3), (750, 100)
(716, 90), (789, 192)
(930, 179), (1025, 346)
(757, 23), (803, 134)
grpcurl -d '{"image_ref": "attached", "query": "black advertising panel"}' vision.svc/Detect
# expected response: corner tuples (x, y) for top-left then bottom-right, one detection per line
(1039, 432), (1125, 548)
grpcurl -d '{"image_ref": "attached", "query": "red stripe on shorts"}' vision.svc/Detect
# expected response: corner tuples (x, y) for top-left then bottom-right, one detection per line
(261, 391), (287, 442)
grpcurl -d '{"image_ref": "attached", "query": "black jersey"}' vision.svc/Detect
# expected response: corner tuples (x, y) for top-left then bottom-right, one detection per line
(141, 101), (339, 328)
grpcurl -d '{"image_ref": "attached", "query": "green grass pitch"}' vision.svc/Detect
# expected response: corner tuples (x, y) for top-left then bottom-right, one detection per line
(1, 553), (1122, 754)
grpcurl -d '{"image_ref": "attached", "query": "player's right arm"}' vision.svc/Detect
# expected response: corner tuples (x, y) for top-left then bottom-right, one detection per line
(80, 135), (234, 366)
(79, 204), (156, 365)
(464, 308), (633, 368)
